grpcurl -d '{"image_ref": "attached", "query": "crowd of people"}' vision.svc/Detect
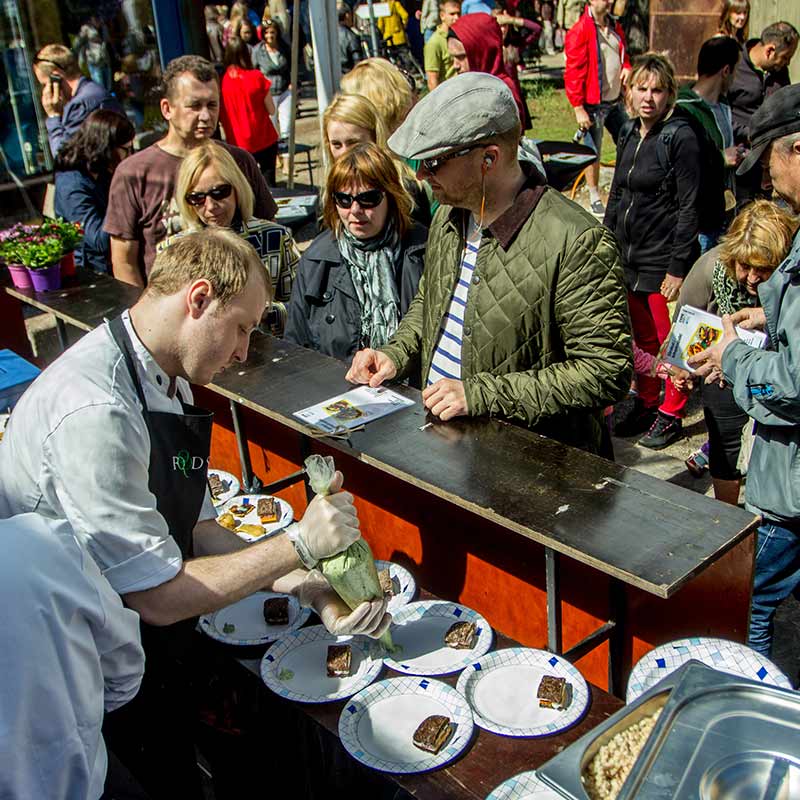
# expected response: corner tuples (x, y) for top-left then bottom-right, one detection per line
(3, 0), (800, 797)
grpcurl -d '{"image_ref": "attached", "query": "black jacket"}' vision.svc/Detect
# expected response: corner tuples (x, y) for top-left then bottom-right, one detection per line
(285, 223), (428, 362)
(252, 42), (291, 95)
(604, 113), (701, 294)
(338, 24), (363, 72)
(728, 39), (792, 144)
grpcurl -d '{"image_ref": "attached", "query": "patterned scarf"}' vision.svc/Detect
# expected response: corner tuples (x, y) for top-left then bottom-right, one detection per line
(711, 258), (758, 316)
(337, 220), (403, 349)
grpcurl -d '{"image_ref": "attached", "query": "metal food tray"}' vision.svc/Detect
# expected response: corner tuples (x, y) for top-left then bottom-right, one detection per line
(535, 661), (689, 799)
(539, 661), (800, 800)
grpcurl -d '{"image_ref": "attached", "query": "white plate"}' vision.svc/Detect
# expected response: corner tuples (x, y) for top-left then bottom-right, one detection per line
(384, 601), (493, 676)
(260, 625), (383, 703)
(375, 559), (417, 614)
(457, 648), (589, 737)
(217, 494), (293, 542)
(626, 636), (793, 703)
(208, 469), (240, 506)
(339, 676), (474, 774)
(486, 770), (564, 799)
(198, 591), (310, 645)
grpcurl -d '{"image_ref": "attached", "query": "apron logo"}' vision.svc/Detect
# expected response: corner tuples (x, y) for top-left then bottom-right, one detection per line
(172, 450), (208, 477)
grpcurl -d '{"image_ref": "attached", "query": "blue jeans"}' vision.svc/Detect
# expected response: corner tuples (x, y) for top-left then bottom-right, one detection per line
(748, 520), (800, 657)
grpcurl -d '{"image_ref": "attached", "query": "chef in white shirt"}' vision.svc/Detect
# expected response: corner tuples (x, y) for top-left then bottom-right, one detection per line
(0, 227), (390, 798)
(0, 513), (144, 800)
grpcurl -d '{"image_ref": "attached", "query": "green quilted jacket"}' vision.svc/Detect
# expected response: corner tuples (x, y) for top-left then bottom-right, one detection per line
(380, 173), (633, 453)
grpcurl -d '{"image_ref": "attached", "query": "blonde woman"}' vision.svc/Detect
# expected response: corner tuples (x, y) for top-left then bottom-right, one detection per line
(166, 141), (299, 334)
(285, 142), (427, 362)
(339, 57), (414, 134)
(322, 93), (389, 166)
(679, 200), (797, 503)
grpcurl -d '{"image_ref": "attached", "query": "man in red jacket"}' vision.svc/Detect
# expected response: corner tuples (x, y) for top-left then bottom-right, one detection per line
(564, 0), (630, 217)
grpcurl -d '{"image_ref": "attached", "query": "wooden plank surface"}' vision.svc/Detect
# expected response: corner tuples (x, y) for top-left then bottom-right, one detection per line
(3, 271), (759, 598)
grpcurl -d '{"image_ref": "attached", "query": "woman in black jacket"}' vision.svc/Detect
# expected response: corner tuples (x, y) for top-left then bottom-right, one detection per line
(285, 142), (427, 363)
(605, 52), (702, 449)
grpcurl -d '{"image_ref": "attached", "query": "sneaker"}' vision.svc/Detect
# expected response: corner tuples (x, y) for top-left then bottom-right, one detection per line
(639, 412), (683, 450)
(614, 398), (658, 437)
(590, 199), (605, 219)
(685, 447), (710, 478)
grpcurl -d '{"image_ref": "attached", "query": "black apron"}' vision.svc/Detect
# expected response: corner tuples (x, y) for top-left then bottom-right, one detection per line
(102, 315), (213, 800)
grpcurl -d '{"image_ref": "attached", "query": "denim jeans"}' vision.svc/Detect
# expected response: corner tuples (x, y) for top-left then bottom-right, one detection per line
(748, 520), (800, 657)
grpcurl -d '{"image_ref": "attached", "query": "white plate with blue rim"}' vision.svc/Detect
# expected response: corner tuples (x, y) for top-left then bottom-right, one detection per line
(207, 469), (240, 506)
(217, 494), (294, 542)
(485, 770), (565, 799)
(339, 676), (474, 774)
(260, 624), (383, 703)
(383, 600), (493, 676)
(375, 559), (417, 614)
(198, 590), (310, 646)
(457, 647), (589, 738)
(626, 636), (793, 703)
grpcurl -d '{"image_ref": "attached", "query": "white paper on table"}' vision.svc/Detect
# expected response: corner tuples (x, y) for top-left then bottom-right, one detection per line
(293, 386), (415, 432)
(663, 305), (767, 371)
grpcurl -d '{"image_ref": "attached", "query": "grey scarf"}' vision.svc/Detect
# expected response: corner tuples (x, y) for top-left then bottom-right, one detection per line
(337, 220), (403, 349)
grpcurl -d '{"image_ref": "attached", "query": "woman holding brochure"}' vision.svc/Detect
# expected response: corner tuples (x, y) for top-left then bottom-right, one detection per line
(285, 142), (427, 364)
(678, 200), (797, 504)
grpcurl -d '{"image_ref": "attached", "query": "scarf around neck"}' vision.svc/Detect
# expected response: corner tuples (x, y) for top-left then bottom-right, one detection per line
(712, 258), (758, 316)
(337, 219), (403, 349)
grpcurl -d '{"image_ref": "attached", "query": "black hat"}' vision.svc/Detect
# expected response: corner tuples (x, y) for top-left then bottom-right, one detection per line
(737, 84), (800, 175)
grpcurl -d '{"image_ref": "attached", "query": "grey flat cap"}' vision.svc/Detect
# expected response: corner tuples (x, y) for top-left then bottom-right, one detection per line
(388, 72), (519, 161)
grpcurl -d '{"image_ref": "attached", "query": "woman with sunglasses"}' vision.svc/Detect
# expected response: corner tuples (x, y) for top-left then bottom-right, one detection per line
(169, 141), (298, 335)
(285, 142), (427, 363)
(54, 109), (135, 273)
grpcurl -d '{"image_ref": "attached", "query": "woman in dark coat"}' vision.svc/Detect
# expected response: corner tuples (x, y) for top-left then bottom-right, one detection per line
(53, 109), (135, 273)
(285, 142), (427, 363)
(605, 52), (702, 449)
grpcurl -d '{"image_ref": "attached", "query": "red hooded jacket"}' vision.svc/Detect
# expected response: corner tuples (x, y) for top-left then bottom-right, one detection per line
(564, 6), (630, 108)
(450, 13), (531, 129)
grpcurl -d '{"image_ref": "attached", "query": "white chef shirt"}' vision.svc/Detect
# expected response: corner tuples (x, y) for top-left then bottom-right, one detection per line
(0, 514), (144, 800)
(0, 311), (216, 594)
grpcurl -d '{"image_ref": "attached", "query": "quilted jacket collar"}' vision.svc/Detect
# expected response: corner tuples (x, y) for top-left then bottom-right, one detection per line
(443, 163), (548, 250)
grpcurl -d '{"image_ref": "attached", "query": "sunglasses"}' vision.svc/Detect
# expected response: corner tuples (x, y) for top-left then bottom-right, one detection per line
(421, 144), (483, 174)
(185, 183), (233, 206)
(332, 189), (384, 209)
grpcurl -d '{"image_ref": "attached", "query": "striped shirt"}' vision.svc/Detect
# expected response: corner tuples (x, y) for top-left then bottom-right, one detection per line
(427, 215), (482, 385)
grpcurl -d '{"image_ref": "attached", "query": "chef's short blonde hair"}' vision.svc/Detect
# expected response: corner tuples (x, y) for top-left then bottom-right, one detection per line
(147, 227), (271, 305)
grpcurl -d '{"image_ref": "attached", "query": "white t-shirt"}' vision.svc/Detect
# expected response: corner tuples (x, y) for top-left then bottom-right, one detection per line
(0, 311), (216, 594)
(0, 514), (144, 800)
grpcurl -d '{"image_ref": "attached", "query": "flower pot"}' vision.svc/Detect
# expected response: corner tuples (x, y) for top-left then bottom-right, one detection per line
(60, 251), (76, 278)
(29, 261), (62, 292)
(6, 264), (33, 290)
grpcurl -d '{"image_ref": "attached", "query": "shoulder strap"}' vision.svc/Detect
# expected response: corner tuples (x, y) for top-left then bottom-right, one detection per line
(107, 315), (148, 411)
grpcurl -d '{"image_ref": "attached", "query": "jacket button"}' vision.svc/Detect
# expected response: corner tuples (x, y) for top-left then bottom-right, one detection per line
(464, 326), (472, 336)
(472, 275), (481, 285)
(325, 313), (335, 324)
(322, 291), (332, 301)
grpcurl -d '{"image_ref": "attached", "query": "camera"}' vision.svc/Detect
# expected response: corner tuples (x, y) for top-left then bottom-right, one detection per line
(572, 128), (587, 143)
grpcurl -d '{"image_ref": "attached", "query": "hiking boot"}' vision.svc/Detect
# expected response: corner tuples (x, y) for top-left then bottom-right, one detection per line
(614, 399), (657, 437)
(590, 199), (605, 219)
(639, 412), (683, 450)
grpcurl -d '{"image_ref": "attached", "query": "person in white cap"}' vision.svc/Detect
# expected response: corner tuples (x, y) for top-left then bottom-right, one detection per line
(346, 72), (632, 456)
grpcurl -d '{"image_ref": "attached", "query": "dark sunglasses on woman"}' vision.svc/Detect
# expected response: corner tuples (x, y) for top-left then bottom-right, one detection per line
(332, 189), (384, 209)
(185, 183), (234, 206)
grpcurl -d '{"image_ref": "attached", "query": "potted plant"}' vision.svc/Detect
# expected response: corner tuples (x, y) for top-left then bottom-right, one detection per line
(19, 234), (64, 292)
(39, 218), (83, 278)
(0, 223), (36, 290)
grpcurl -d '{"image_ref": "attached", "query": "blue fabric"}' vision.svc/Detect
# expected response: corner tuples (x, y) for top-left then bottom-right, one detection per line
(54, 169), (112, 273)
(45, 78), (122, 156)
(461, 0), (493, 13)
(748, 521), (800, 656)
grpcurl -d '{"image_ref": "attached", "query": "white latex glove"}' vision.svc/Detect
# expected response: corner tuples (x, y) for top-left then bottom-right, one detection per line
(288, 470), (360, 568)
(294, 570), (392, 638)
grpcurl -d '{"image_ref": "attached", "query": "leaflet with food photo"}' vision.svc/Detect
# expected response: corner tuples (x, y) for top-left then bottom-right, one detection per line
(663, 305), (768, 371)
(293, 386), (415, 432)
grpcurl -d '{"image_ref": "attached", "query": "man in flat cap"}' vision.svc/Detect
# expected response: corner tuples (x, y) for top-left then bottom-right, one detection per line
(345, 73), (632, 455)
(691, 83), (800, 658)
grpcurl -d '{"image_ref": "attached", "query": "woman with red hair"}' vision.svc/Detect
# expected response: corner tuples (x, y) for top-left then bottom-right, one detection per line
(447, 13), (531, 129)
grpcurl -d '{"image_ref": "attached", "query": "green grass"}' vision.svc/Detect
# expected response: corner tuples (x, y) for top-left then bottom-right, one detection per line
(521, 82), (617, 165)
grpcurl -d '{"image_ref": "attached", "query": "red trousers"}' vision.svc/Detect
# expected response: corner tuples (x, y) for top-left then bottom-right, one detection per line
(627, 290), (687, 417)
